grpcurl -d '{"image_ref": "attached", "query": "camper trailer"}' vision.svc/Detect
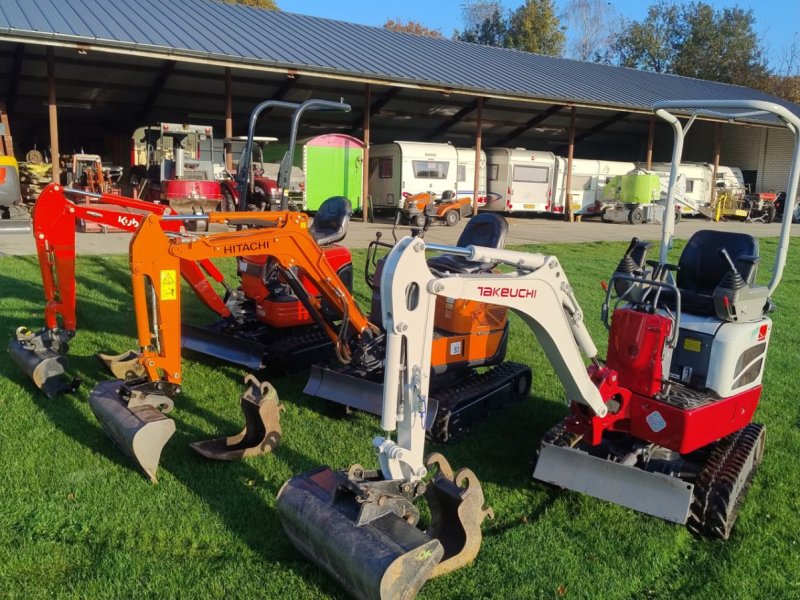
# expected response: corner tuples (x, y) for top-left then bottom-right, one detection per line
(303, 134), (364, 212)
(550, 158), (637, 214)
(483, 148), (558, 213)
(646, 162), (745, 213)
(454, 148), (487, 204)
(367, 142), (458, 211)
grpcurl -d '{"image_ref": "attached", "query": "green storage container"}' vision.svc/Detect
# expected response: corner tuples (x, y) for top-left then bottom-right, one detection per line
(619, 172), (660, 204)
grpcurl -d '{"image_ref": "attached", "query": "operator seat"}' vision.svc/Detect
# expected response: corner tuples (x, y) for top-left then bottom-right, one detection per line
(676, 230), (759, 316)
(308, 196), (352, 246)
(428, 213), (508, 275)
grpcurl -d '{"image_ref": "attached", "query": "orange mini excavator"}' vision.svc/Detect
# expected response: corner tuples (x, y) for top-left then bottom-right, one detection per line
(8, 183), (233, 397)
(88, 208), (380, 482)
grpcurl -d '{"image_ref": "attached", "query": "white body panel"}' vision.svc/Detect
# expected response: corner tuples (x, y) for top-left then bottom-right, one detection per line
(706, 317), (771, 397)
(368, 142), (458, 210)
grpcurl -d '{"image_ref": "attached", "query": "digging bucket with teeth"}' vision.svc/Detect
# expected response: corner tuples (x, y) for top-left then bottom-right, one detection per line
(276, 453), (493, 600)
(190, 375), (282, 460)
(8, 327), (80, 398)
(88, 379), (176, 483)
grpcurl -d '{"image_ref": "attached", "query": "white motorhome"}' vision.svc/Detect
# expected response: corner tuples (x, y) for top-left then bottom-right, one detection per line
(483, 148), (558, 212)
(367, 142), (459, 211)
(454, 148), (487, 204)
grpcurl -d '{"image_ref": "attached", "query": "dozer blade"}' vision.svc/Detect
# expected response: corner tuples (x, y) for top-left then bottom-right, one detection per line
(0, 219), (31, 233)
(190, 375), (282, 460)
(96, 350), (146, 380)
(8, 327), (79, 398)
(304, 364), (384, 415)
(533, 439), (694, 525)
(181, 323), (266, 370)
(277, 454), (492, 600)
(88, 380), (176, 483)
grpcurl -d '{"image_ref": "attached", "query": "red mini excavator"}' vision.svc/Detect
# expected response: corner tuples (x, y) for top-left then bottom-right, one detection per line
(8, 184), (233, 397)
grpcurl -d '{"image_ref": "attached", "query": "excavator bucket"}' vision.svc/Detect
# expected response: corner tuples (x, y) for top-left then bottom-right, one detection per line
(8, 327), (79, 398)
(190, 376), (282, 460)
(277, 454), (492, 600)
(96, 350), (146, 380)
(88, 380), (176, 483)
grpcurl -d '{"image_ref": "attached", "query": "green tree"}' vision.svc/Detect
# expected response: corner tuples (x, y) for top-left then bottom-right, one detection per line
(611, 1), (768, 87)
(222, 0), (279, 9)
(383, 19), (443, 38)
(507, 0), (565, 56)
(454, 1), (508, 47)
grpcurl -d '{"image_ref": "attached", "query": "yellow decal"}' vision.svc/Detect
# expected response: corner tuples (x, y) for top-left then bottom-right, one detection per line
(301, 222), (307, 229)
(160, 270), (177, 301)
(683, 337), (702, 352)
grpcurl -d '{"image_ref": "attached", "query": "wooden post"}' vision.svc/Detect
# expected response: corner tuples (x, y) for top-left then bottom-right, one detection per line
(565, 106), (576, 222)
(361, 83), (370, 222)
(224, 67), (233, 171)
(472, 97), (484, 217)
(47, 47), (60, 183)
(646, 115), (655, 170)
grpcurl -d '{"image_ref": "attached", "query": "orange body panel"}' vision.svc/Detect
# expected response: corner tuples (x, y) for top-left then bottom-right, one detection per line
(430, 328), (506, 368)
(434, 296), (507, 335)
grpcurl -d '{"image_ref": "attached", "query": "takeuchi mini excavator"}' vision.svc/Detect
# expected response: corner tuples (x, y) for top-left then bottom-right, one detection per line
(8, 184), (233, 398)
(88, 208), (380, 482)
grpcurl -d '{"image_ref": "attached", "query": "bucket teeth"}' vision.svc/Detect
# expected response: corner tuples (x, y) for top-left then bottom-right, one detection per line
(88, 379), (176, 483)
(424, 452), (494, 578)
(96, 350), (146, 380)
(190, 375), (282, 460)
(8, 327), (80, 397)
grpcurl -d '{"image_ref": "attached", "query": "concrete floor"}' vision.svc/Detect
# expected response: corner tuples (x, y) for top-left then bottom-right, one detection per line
(0, 214), (794, 257)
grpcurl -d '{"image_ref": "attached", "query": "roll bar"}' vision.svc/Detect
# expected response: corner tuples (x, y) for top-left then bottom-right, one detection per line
(653, 100), (800, 294)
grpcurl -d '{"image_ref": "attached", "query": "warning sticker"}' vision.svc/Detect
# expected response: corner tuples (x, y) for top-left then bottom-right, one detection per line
(646, 411), (667, 433)
(683, 337), (702, 352)
(160, 270), (177, 301)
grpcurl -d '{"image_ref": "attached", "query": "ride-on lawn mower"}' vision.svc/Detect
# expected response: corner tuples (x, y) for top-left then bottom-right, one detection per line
(8, 184), (233, 398)
(400, 190), (472, 227)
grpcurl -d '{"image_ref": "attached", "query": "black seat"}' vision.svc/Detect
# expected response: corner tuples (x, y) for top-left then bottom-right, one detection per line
(308, 196), (352, 246)
(676, 230), (759, 316)
(428, 213), (509, 274)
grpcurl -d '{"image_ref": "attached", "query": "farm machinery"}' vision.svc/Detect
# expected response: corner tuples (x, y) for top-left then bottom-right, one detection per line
(0, 154), (29, 232)
(275, 99), (799, 600)
(8, 184), (233, 398)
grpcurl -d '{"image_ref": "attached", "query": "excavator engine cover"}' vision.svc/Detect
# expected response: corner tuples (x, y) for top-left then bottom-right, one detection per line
(277, 454), (492, 600)
(8, 327), (79, 398)
(88, 380), (176, 482)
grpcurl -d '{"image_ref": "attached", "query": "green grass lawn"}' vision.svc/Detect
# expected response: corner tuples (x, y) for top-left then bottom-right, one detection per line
(1, 237), (799, 599)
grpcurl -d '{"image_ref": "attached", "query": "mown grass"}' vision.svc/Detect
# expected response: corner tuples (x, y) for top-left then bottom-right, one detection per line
(1, 236), (799, 599)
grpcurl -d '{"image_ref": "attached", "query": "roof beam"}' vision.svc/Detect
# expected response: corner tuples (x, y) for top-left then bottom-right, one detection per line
(568, 111), (630, 147)
(493, 104), (565, 146)
(137, 59), (176, 122)
(350, 87), (401, 133)
(5, 43), (24, 118)
(260, 74), (301, 117)
(423, 98), (484, 142)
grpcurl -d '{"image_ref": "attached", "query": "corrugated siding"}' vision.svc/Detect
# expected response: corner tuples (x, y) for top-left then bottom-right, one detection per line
(0, 0), (798, 118)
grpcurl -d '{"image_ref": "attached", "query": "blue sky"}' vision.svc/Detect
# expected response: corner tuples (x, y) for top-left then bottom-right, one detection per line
(278, 0), (799, 70)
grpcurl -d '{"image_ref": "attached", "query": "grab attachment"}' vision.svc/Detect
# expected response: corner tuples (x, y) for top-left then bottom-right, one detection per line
(88, 379), (176, 483)
(276, 453), (492, 600)
(8, 327), (80, 397)
(190, 375), (282, 460)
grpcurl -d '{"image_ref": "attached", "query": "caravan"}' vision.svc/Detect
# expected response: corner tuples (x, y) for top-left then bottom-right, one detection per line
(483, 148), (557, 213)
(551, 158), (636, 214)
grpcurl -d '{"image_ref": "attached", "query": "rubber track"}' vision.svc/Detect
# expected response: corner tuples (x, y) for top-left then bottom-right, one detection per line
(686, 422), (765, 540)
(428, 362), (531, 443)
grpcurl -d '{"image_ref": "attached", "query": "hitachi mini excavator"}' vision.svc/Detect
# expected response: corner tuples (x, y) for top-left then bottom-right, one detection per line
(8, 184), (233, 397)
(277, 99), (799, 599)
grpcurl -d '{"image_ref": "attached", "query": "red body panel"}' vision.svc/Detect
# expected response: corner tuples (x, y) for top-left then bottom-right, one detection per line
(629, 387), (762, 454)
(606, 308), (672, 397)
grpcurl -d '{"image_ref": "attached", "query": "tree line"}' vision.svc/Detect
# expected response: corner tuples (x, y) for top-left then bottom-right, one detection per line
(383, 0), (799, 103)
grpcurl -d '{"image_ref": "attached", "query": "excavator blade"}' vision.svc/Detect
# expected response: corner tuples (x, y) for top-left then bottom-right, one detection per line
(96, 350), (146, 380)
(8, 327), (79, 398)
(277, 455), (492, 600)
(88, 380), (176, 483)
(190, 376), (282, 460)
(181, 323), (266, 370)
(304, 364), (384, 415)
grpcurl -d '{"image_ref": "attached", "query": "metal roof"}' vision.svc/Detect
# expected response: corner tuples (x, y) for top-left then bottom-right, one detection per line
(0, 0), (797, 118)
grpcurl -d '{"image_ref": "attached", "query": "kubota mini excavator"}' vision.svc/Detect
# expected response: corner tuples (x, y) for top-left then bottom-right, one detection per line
(8, 183), (233, 398)
(305, 212), (532, 443)
(88, 208), (381, 481)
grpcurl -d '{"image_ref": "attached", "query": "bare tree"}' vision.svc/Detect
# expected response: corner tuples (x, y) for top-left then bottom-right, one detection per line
(562, 0), (618, 62)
